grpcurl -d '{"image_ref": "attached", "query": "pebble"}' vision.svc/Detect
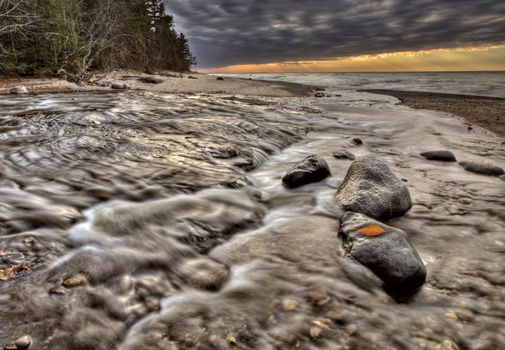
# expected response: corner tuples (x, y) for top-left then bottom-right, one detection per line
(333, 150), (355, 160)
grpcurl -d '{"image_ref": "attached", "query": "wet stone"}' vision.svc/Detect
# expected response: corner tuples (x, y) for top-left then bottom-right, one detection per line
(333, 150), (355, 160)
(420, 150), (457, 162)
(352, 138), (363, 146)
(14, 335), (32, 350)
(314, 92), (326, 98)
(282, 155), (331, 189)
(339, 212), (426, 293)
(459, 161), (505, 176)
(336, 155), (412, 220)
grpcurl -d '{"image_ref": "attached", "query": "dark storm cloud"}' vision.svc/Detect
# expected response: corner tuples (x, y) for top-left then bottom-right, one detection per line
(164, 0), (505, 67)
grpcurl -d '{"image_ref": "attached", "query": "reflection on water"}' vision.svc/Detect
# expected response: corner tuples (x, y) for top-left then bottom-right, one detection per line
(0, 91), (504, 349)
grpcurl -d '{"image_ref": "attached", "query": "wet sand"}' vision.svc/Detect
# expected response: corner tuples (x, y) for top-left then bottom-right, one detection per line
(362, 89), (505, 137)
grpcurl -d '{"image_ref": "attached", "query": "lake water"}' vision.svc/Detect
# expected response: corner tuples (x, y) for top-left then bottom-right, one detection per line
(224, 72), (505, 98)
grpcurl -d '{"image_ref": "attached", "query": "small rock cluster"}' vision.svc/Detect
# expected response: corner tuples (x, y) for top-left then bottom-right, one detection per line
(420, 150), (504, 176)
(281, 152), (425, 294)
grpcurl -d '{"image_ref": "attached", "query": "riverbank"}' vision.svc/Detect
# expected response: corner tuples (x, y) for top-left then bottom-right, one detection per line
(362, 89), (505, 137)
(0, 71), (314, 97)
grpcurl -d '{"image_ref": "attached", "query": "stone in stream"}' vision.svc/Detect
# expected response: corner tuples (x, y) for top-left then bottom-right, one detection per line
(333, 150), (355, 160)
(339, 212), (426, 293)
(352, 138), (363, 146)
(459, 161), (505, 176)
(3, 335), (32, 350)
(138, 76), (164, 84)
(216, 76), (225, 81)
(9, 86), (28, 94)
(420, 150), (457, 162)
(282, 155), (331, 189)
(336, 155), (412, 220)
(314, 92), (326, 98)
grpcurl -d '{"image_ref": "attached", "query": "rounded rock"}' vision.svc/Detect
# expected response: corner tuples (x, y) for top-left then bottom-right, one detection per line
(339, 212), (426, 293)
(420, 150), (457, 162)
(336, 155), (412, 220)
(14, 335), (32, 349)
(282, 155), (331, 189)
(459, 161), (504, 176)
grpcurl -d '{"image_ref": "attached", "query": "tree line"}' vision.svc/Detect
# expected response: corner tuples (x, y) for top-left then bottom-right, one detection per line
(0, 0), (195, 79)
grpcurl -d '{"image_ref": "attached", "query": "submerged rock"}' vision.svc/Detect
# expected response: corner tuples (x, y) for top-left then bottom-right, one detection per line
(314, 92), (326, 98)
(282, 155), (331, 189)
(216, 76), (225, 81)
(9, 86), (28, 94)
(336, 155), (411, 220)
(459, 161), (505, 176)
(420, 150), (457, 162)
(333, 150), (355, 160)
(339, 212), (426, 292)
(139, 76), (164, 84)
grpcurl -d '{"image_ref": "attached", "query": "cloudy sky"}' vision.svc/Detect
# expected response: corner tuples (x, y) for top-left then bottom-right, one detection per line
(164, 0), (505, 72)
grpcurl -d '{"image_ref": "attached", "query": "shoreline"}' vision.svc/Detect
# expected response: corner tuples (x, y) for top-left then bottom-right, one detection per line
(0, 71), (315, 97)
(362, 89), (505, 137)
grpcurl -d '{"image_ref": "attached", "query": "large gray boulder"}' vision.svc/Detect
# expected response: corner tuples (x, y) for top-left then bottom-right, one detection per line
(459, 161), (504, 176)
(339, 212), (426, 292)
(282, 155), (331, 189)
(336, 156), (411, 220)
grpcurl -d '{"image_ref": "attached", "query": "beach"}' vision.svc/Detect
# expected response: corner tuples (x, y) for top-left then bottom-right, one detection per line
(363, 89), (505, 137)
(0, 74), (504, 349)
(0, 71), (314, 97)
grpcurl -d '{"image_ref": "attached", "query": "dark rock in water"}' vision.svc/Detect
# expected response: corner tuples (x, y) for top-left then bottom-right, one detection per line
(282, 155), (331, 189)
(75, 80), (86, 87)
(459, 161), (505, 176)
(111, 83), (129, 90)
(188, 75), (198, 80)
(209, 146), (240, 159)
(9, 86), (28, 94)
(333, 150), (355, 160)
(139, 76), (164, 84)
(339, 212), (426, 292)
(216, 76), (225, 81)
(352, 138), (363, 146)
(420, 150), (457, 162)
(336, 155), (412, 220)
(314, 92), (326, 98)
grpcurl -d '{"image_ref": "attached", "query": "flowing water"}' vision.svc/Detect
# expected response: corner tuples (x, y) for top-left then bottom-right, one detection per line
(0, 88), (504, 350)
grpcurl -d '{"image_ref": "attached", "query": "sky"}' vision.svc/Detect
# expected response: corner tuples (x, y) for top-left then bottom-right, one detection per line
(164, 0), (505, 73)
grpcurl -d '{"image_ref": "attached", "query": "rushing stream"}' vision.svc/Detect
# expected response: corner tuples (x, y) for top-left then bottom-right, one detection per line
(0, 90), (504, 350)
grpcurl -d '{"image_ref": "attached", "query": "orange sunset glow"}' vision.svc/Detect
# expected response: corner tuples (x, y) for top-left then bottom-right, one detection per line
(200, 45), (505, 74)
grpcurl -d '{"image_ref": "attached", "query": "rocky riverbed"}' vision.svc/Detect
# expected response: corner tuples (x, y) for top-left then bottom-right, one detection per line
(0, 90), (504, 349)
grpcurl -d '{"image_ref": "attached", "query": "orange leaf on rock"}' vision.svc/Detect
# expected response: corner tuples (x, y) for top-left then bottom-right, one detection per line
(357, 224), (389, 236)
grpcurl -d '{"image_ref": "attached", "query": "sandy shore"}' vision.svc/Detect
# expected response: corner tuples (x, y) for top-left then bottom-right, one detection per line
(363, 89), (505, 137)
(0, 71), (314, 97)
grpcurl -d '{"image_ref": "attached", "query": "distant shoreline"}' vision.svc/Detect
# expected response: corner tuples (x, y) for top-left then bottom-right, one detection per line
(362, 89), (505, 137)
